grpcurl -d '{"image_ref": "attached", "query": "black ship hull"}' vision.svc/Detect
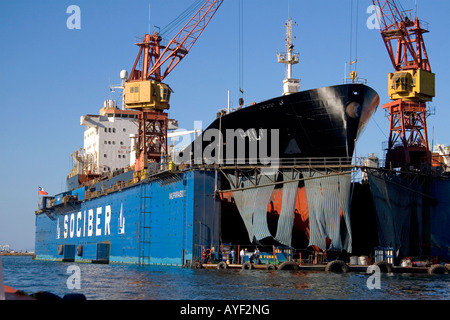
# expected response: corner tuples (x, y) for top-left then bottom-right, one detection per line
(180, 83), (379, 165)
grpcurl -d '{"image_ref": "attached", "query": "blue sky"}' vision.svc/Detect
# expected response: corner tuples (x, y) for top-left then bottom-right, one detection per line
(0, 0), (449, 251)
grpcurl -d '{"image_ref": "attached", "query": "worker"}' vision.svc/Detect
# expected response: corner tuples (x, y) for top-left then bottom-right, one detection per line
(240, 248), (245, 264)
(202, 248), (210, 264)
(230, 248), (235, 264)
(253, 247), (260, 264)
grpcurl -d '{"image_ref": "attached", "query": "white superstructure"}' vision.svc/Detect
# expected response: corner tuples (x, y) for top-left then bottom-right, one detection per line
(69, 101), (140, 177)
(67, 70), (182, 179)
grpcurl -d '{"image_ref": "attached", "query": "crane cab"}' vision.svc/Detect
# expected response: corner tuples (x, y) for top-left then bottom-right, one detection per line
(124, 80), (173, 111)
(388, 69), (435, 102)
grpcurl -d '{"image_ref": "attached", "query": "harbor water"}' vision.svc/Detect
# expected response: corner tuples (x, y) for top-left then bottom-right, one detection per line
(2, 256), (448, 301)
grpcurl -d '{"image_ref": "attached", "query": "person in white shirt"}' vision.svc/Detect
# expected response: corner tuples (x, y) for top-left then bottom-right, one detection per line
(240, 249), (245, 264)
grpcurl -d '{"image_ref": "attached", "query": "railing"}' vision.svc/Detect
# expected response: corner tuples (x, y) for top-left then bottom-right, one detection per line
(186, 157), (355, 169)
(343, 77), (367, 85)
(76, 155), (442, 202)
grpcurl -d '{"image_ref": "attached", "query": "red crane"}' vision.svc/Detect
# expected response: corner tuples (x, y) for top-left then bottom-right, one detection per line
(123, 0), (223, 174)
(128, 0), (223, 83)
(372, 0), (435, 168)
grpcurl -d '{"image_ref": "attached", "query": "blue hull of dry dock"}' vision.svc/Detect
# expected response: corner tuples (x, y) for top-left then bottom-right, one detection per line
(34, 170), (219, 266)
(368, 171), (450, 261)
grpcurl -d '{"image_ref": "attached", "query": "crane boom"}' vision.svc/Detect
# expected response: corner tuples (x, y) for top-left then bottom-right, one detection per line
(374, 0), (430, 72)
(128, 0), (223, 84)
(147, 0), (223, 81)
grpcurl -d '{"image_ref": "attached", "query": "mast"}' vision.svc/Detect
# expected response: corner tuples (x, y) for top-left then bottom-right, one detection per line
(277, 18), (300, 95)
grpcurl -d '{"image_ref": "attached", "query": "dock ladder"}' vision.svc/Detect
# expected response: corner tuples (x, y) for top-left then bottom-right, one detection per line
(138, 183), (152, 265)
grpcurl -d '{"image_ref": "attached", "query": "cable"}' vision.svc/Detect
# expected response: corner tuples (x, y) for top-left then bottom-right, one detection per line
(348, 0), (359, 75)
(161, 0), (202, 36)
(373, 117), (389, 140)
(160, 0), (204, 37)
(238, 0), (244, 103)
(394, 0), (407, 18)
(354, 0), (358, 74)
(349, 0), (353, 68)
(390, 0), (407, 23)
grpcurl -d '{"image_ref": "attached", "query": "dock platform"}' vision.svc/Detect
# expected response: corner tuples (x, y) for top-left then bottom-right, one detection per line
(199, 262), (449, 274)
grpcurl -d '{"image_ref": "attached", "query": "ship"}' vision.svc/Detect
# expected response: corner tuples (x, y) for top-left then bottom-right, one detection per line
(34, 4), (380, 266)
(191, 81), (379, 251)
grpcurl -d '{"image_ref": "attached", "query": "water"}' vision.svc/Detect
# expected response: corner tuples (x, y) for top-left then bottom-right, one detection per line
(2, 256), (449, 301)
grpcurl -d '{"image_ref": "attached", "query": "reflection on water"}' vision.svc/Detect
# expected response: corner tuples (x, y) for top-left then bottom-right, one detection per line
(2, 256), (449, 300)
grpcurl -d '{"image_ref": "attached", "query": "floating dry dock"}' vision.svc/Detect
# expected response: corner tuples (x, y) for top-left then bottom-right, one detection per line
(34, 159), (450, 267)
